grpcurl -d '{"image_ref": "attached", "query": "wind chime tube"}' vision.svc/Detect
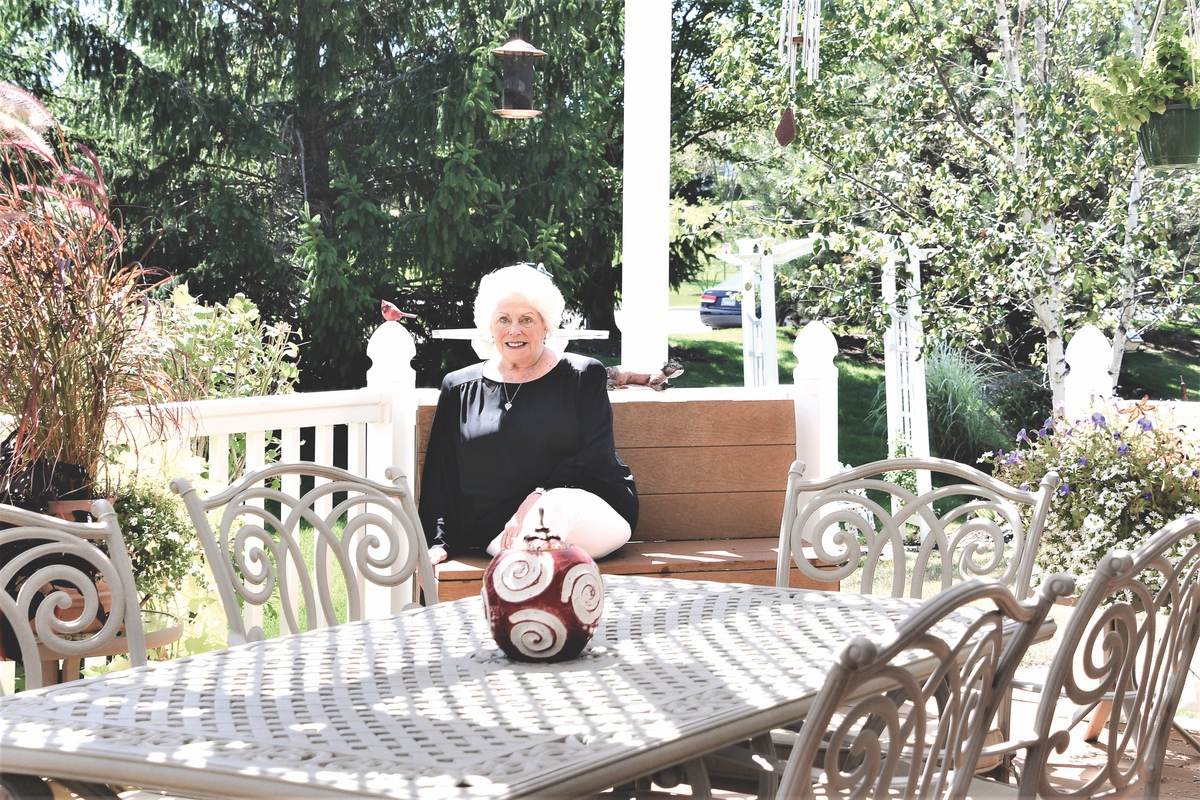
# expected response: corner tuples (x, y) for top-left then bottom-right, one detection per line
(803, 0), (821, 84)
(790, 0), (799, 90)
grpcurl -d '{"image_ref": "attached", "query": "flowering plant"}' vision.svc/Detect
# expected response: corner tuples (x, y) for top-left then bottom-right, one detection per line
(981, 397), (1200, 583)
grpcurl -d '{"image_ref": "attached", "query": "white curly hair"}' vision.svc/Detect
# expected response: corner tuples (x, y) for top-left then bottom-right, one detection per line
(471, 264), (568, 359)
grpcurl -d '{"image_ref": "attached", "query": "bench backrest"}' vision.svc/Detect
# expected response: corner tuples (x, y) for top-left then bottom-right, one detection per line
(416, 390), (796, 544)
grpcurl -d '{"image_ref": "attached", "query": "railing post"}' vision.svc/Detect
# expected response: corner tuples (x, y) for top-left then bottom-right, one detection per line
(364, 320), (418, 617)
(365, 320), (418, 483)
(792, 321), (839, 479)
(1064, 324), (1112, 418)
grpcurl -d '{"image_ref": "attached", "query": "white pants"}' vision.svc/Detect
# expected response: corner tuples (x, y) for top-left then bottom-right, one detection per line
(486, 487), (632, 559)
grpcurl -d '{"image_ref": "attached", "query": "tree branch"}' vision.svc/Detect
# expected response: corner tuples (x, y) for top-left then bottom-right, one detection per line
(902, 0), (1014, 167)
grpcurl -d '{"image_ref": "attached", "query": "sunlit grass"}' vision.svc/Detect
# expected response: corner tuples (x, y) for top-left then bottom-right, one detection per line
(257, 523), (350, 640)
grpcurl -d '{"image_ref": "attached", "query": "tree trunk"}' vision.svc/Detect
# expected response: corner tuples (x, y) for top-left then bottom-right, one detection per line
(294, 0), (334, 233)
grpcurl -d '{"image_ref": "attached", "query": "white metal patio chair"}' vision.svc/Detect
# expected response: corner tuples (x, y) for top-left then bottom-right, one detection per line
(990, 513), (1200, 799)
(753, 457), (1062, 789)
(0, 500), (146, 691)
(776, 575), (1074, 799)
(777, 457), (1061, 600)
(171, 462), (438, 646)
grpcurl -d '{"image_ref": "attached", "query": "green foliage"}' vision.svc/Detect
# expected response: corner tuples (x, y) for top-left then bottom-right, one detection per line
(703, 0), (1200, 400)
(156, 285), (300, 401)
(109, 480), (201, 610)
(0, 0), (639, 390)
(0, 84), (171, 503)
(984, 398), (1200, 584)
(923, 344), (1007, 463)
(983, 368), (1054, 441)
(1080, 22), (1200, 128)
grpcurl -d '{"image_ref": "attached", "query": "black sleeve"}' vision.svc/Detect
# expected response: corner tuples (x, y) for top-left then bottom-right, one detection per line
(542, 359), (639, 531)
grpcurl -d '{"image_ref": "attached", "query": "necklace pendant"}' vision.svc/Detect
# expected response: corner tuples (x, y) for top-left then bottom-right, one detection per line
(505, 402), (513, 411)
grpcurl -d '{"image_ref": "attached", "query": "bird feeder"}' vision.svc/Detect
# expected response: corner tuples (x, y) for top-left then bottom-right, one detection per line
(491, 37), (547, 119)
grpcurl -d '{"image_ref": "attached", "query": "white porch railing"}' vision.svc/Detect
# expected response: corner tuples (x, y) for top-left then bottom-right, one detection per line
(115, 319), (844, 490)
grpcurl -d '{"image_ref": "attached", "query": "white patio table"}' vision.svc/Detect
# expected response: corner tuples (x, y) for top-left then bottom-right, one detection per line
(0, 576), (1052, 799)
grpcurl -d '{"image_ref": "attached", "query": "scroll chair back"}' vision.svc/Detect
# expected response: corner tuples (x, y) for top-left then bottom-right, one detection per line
(777, 457), (1061, 599)
(0, 500), (146, 691)
(777, 574), (1074, 799)
(1018, 513), (1200, 800)
(171, 463), (438, 646)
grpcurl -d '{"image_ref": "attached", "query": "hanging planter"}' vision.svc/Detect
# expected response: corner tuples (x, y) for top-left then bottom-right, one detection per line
(1138, 104), (1200, 169)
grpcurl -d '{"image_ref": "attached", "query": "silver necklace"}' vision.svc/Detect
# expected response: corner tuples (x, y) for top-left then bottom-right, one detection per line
(501, 379), (522, 411)
(498, 352), (546, 410)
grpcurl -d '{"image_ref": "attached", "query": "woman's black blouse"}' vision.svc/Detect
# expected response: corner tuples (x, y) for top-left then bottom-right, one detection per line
(418, 353), (638, 555)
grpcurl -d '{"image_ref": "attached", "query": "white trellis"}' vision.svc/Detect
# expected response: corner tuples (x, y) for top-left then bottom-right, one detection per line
(717, 237), (815, 387)
(880, 239), (932, 493)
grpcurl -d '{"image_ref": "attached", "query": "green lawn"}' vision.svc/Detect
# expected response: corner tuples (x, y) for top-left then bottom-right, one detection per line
(663, 327), (887, 467)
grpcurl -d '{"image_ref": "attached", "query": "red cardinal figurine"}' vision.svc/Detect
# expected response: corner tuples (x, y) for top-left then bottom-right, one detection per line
(381, 300), (417, 321)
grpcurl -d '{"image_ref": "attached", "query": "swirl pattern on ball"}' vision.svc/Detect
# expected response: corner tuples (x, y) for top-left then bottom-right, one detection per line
(561, 563), (604, 625)
(492, 551), (554, 602)
(507, 609), (569, 659)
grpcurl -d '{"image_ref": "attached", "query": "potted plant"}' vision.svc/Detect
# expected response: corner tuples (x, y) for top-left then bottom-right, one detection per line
(983, 397), (1200, 588)
(1080, 20), (1200, 168)
(0, 83), (172, 514)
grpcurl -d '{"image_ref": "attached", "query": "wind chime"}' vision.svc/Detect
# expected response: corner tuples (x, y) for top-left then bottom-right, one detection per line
(777, 0), (821, 146)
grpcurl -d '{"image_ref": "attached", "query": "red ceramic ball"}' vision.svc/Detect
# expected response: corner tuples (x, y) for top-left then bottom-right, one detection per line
(482, 520), (605, 663)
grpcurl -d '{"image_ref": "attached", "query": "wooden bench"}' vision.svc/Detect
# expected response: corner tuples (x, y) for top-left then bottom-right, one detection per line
(418, 387), (836, 601)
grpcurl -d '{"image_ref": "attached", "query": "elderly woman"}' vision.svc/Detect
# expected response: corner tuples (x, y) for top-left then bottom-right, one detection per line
(418, 264), (637, 565)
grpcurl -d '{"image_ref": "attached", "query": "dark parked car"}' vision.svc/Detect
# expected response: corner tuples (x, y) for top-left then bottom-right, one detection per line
(699, 274), (752, 328)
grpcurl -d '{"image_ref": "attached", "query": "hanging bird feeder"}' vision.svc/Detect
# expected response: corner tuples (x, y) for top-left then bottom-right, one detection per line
(492, 37), (547, 119)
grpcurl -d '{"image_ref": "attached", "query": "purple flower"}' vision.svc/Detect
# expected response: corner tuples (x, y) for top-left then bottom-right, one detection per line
(1137, 416), (1153, 432)
(1193, 469), (1199, 478)
(1143, 491), (1153, 501)
(1042, 417), (1055, 431)
(1058, 483), (1072, 497)
(1077, 457), (1088, 466)
(1113, 432), (1122, 441)
(1091, 412), (1107, 429)
(1016, 429), (1031, 444)
(1118, 443), (1130, 455)
(1018, 484), (1031, 491)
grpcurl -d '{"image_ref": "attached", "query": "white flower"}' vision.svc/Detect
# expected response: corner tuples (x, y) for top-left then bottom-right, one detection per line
(1083, 514), (1106, 535)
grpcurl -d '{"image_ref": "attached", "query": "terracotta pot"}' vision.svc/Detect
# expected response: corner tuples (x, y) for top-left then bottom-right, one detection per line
(50, 578), (113, 633)
(45, 499), (95, 523)
(482, 517), (605, 663)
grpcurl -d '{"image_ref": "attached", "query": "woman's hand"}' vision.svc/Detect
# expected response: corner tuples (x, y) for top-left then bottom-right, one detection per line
(428, 545), (448, 565)
(501, 489), (545, 550)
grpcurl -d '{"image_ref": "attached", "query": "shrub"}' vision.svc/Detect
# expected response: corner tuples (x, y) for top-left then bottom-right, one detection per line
(923, 344), (1008, 463)
(984, 368), (1053, 439)
(153, 284), (301, 401)
(109, 480), (201, 610)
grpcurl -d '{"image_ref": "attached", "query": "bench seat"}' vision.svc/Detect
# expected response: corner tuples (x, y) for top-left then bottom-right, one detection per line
(420, 387), (836, 602)
(434, 539), (836, 601)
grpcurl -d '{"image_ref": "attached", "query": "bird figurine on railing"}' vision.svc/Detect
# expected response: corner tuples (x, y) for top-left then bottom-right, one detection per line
(606, 360), (684, 391)
(381, 299), (417, 321)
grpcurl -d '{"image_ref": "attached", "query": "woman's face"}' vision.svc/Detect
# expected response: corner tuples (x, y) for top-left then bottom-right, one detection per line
(490, 293), (548, 370)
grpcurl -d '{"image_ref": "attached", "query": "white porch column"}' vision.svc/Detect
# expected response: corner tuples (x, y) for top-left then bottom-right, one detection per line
(618, 0), (671, 370)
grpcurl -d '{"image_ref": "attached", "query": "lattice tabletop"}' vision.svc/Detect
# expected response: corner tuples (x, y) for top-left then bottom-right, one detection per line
(0, 577), (974, 799)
